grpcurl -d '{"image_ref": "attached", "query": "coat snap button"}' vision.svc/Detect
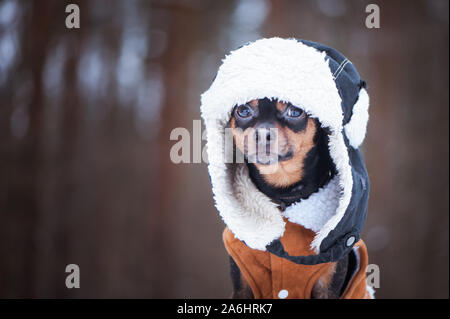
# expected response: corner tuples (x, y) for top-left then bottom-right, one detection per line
(278, 289), (288, 299)
(346, 236), (356, 247)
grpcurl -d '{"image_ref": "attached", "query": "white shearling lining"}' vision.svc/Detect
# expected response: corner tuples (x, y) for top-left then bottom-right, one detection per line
(283, 176), (340, 233)
(201, 38), (355, 253)
(344, 88), (370, 149)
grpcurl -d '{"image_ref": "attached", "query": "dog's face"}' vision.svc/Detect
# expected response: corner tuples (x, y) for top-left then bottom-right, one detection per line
(230, 98), (318, 188)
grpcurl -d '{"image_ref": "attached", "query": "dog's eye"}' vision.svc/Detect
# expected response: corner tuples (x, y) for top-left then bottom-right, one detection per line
(236, 105), (252, 118)
(286, 105), (304, 118)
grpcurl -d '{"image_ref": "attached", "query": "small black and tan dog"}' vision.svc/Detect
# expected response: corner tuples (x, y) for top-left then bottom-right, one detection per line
(229, 98), (349, 299)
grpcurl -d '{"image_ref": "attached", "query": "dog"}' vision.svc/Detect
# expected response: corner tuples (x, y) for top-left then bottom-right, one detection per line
(201, 37), (372, 299)
(229, 97), (349, 299)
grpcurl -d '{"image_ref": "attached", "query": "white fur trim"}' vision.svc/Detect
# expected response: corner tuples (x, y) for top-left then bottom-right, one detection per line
(310, 131), (352, 252)
(201, 38), (353, 252)
(344, 88), (369, 148)
(231, 164), (286, 250)
(283, 176), (340, 233)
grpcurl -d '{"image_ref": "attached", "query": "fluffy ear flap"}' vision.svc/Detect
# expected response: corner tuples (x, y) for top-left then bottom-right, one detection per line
(344, 88), (370, 149)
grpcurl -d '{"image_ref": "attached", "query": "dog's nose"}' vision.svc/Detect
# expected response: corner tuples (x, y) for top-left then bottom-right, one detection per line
(255, 124), (277, 143)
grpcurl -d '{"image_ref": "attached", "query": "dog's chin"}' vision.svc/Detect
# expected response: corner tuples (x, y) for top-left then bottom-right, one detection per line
(246, 150), (294, 165)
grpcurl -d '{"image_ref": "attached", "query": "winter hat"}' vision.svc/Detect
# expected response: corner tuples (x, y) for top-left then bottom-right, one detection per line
(201, 37), (370, 264)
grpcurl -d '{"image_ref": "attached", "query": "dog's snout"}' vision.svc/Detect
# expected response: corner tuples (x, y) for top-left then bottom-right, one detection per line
(254, 124), (277, 144)
(255, 130), (273, 143)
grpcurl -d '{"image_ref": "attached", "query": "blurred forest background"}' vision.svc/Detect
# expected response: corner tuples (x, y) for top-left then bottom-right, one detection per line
(0, 0), (448, 298)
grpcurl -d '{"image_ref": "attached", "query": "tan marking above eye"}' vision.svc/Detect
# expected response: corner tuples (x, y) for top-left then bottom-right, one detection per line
(247, 99), (259, 108)
(276, 101), (288, 113)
